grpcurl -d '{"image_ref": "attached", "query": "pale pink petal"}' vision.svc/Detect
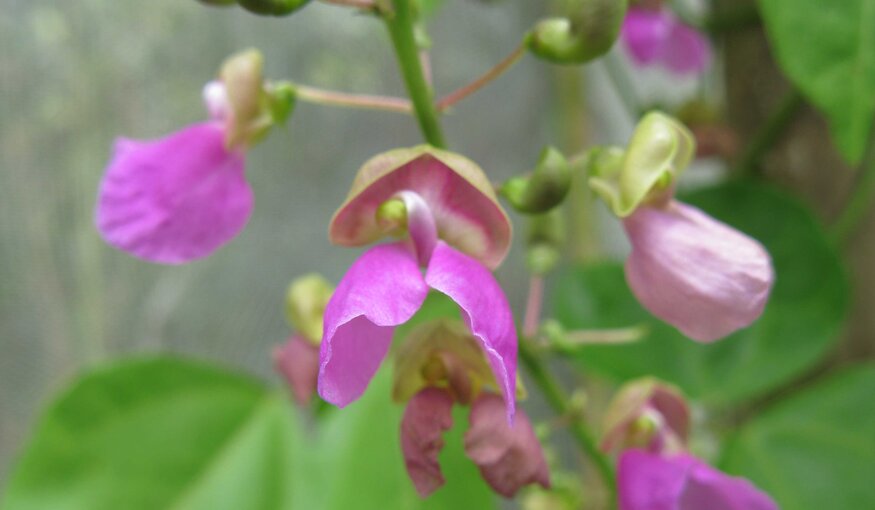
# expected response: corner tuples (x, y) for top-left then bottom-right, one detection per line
(621, 7), (672, 65)
(623, 201), (774, 342)
(619, 450), (778, 510)
(425, 241), (518, 422)
(400, 388), (455, 498)
(661, 20), (711, 75)
(273, 335), (321, 406)
(601, 379), (690, 455)
(95, 122), (251, 264)
(318, 243), (429, 407)
(464, 393), (550, 498)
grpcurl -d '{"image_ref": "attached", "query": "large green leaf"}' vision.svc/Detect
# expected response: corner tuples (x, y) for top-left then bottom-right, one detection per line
(720, 365), (875, 510)
(759, 0), (875, 163)
(2, 356), (496, 510)
(553, 182), (848, 404)
(1, 357), (305, 510)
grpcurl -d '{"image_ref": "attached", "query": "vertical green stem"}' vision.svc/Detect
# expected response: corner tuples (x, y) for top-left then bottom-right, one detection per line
(831, 132), (875, 243)
(733, 89), (804, 177)
(384, 0), (447, 148)
(519, 340), (618, 509)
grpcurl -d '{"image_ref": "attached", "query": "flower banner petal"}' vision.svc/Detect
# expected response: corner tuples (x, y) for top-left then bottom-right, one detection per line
(95, 122), (251, 264)
(318, 243), (429, 407)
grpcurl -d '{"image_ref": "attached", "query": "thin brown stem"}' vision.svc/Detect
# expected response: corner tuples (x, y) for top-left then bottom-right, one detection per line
(294, 85), (412, 113)
(437, 43), (526, 112)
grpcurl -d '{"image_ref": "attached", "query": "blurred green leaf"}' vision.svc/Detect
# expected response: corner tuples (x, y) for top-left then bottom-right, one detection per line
(553, 182), (848, 404)
(759, 0), (875, 163)
(2, 356), (496, 510)
(720, 364), (875, 510)
(0, 357), (305, 510)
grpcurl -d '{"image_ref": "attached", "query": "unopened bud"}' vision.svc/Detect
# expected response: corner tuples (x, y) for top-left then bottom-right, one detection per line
(588, 112), (695, 217)
(526, 0), (628, 65)
(284, 273), (334, 344)
(197, 0), (236, 6)
(238, 0), (311, 16)
(501, 146), (571, 214)
(526, 208), (565, 275)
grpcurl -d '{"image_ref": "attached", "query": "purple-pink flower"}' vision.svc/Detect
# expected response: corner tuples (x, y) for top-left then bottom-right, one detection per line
(318, 146), (518, 421)
(619, 449), (778, 510)
(621, 5), (711, 75)
(274, 334), (320, 406)
(623, 200), (774, 342)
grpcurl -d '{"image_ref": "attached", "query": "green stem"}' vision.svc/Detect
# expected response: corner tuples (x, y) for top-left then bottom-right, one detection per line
(602, 52), (642, 118)
(733, 89), (804, 177)
(519, 340), (617, 509)
(384, 0), (447, 148)
(831, 132), (875, 243)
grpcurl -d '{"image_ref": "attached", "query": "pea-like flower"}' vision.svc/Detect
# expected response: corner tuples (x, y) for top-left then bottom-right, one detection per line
(589, 112), (774, 342)
(619, 450), (778, 510)
(318, 146), (518, 420)
(95, 50), (284, 264)
(621, 4), (711, 75)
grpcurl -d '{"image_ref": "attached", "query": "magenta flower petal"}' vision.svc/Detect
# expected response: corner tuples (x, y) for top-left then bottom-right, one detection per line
(273, 335), (320, 406)
(318, 243), (429, 407)
(622, 7), (672, 65)
(400, 388), (455, 498)
(619, 450), (778, 510)
(464, 393), (550, 498)
(425, 241), (518, 422)
(623, 201), (774, 342)
(661, 21), (711, 75)
(95, 122), (252, 264)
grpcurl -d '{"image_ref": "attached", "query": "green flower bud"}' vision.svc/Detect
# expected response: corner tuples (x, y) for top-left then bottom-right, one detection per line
(238, 0), (311, 16)
(266, 81), (296, 125)
(526, 208), (565, 275)
(284, 273), (334, 344)
(501, 146), (572, 214)
(526, 0), (628, 65)
(588, 112), (695, 217)
(197, 0), (236, 6)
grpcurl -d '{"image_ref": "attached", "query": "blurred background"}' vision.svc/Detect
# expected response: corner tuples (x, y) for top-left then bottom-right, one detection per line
(1, 0), (873, 505)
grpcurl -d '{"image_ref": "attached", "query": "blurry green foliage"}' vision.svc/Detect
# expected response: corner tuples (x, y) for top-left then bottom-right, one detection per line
(0, 357), (495, 510)
(721, 364), (875, 509)
(553, 182), (848, 404)
(759, 0), (875, 164)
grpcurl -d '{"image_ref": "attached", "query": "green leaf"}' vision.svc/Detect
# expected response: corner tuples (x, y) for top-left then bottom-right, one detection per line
(552, 182), (848, 404)
(3, 356), (496, 510)
(759, 0), (875, 163)
(720, 365), (875, 510)
(1, 357), (305, 510)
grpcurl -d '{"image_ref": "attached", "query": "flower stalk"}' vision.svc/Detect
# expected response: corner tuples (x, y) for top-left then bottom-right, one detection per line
(294, 84), (412, 113)
(437, 43), (527, 112)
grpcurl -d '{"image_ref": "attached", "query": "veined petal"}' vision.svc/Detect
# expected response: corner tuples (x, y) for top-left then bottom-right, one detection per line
(464, 393), (550, 498)
(318, 243), (429, 407)
(623, 201), (774, 342)
(95, 122), (252, 264)
(400, 388), (455, 498)
(330, 146), (512, 269)
(425, 242), (518, 422)
(618, 450), (778, 510)
(622, 7), (672, 65)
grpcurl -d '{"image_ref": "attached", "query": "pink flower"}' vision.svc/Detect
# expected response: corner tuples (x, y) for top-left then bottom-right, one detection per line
(601, 378), (690, 455)
(619, 450), (778, 510)
(401, 389), (549, 498)
(274, 335), (320, 406)
(621, 6), (711, 75)
(95, 51), (271, 264)
(623, 200), (774, 342)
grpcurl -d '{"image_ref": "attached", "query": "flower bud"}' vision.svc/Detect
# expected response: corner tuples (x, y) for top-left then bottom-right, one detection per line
(601, 378), (689, 455)
(589, 112), (695, 217)
(238, 0), (311, 16)
(526, 208), (565, 275)
(284, 273), (334, 344)
(197, 0), (236, 6)
(274, 335), (321, 406)
(526, 0), (628, 65)
(501, 147), (572, 214)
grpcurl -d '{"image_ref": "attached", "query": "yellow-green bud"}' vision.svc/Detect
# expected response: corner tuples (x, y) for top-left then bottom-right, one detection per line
(526, 0), (628, 65)
(284, 273), (334, 344)
(526, 208), (565, 275)
(238, 0), (311, 16)
(501, 146), (572, 214)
